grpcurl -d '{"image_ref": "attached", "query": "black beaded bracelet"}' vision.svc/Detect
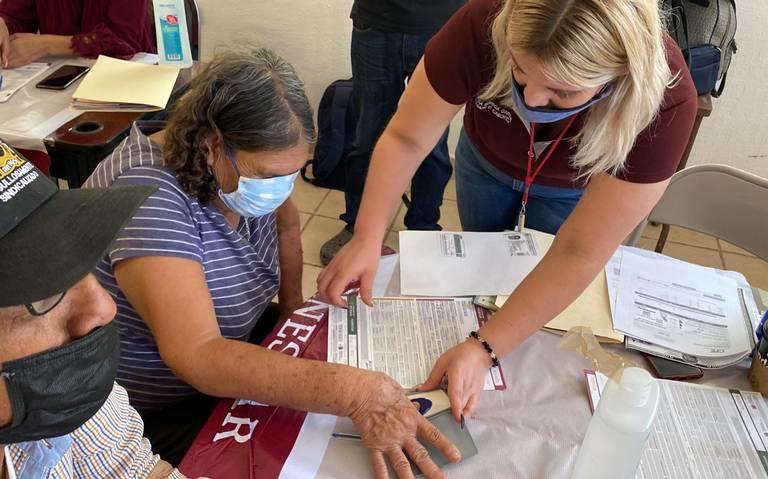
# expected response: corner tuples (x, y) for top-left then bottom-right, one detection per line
(469, 331), (500, 368)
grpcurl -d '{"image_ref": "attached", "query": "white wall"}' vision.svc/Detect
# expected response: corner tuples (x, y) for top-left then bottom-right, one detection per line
(198, 0), (353, 113)
(196, 0), (464, 153)
(686, 0), (768, 178)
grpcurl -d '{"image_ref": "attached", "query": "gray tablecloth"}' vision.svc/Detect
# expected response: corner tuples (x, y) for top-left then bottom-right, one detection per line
(313, 330), (752, 478)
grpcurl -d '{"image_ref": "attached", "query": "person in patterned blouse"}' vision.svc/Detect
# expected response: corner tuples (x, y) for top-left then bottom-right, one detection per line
(0, 140), (183, 478)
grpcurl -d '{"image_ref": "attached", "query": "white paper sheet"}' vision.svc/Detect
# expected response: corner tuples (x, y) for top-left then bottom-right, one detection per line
(587, 371), (768, 479)
(328, 296), (505, 390)
(0, 63), (50, 102)
(607, 246), (760, 368)
(614, 249), (750, 357)
(399, 231), (541, 296)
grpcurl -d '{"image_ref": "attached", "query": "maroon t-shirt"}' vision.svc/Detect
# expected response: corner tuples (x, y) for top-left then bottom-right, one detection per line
(0, 0), (156, 59)
(424, 0), (697, 188)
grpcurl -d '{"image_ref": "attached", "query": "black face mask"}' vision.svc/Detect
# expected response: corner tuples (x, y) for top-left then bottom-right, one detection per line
(0, 321), (119, 444)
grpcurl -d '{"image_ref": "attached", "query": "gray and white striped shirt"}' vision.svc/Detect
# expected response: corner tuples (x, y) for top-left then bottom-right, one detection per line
(84, 122), (280, 412)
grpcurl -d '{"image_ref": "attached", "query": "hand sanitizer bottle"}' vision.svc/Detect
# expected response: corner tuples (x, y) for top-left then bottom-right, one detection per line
(153, 0), (193, 68)
(571, 367), (660, 479)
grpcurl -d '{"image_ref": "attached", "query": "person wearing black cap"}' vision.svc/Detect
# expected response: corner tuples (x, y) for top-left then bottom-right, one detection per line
(0, 140), (187, 478)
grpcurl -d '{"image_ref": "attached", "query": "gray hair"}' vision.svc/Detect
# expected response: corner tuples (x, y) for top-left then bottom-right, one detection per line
(163, 47), (316, 203)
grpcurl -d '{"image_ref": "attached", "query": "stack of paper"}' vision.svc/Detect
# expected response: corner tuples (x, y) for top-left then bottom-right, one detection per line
(607, 246), (761, 368)
(71, 55), (180, 111)
(473, 231), (624, 343)
(585, 370), (768, 479)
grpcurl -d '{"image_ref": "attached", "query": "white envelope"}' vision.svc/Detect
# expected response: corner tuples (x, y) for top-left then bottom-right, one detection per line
(399, 230), (541, 296)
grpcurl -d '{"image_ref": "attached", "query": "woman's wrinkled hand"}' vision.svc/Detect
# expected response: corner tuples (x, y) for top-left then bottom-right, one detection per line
(350, 371), (461, 479)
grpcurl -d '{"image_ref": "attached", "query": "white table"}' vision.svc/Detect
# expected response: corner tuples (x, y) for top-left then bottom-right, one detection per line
(282, 251), (757, 479)
(0, 57), (91, 151)
(0, 53), (158, 152)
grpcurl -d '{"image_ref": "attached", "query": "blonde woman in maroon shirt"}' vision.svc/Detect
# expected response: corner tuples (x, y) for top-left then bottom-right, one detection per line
(319, 0), (697, 422)
(0, 0), (155, 68)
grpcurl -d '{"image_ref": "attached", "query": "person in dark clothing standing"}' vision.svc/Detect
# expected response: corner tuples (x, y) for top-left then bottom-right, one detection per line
(319, 0), (465, 265)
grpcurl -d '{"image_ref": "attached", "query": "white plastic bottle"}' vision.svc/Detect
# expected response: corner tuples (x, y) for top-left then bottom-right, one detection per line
(152, 0), (193, 68)
(571, 368), (660, 479)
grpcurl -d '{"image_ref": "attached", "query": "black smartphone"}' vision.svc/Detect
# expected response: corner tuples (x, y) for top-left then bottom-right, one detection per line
(645, 354), (703, 381)
(35, 65), (90, 90)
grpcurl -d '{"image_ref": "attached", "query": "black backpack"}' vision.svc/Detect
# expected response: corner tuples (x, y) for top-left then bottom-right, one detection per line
(301, 79), (357, 191)
(665, 0), (737, 97)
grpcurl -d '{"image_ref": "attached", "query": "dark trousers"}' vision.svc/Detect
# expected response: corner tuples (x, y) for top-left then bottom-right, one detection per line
(342, 22), (453, 231)
(140, 303), (282, 466)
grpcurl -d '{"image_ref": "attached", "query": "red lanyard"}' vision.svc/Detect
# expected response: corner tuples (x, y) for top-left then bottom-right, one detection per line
(523, 115), (577, 204)
(516, 116), (577, 232)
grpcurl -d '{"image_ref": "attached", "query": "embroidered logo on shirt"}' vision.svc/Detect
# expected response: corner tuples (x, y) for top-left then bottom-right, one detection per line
(475, 98), (514, 124)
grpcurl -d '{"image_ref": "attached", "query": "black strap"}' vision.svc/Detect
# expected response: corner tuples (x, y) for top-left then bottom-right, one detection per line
(670, 0), (693, 67)
(299, 159), (313, 184)
(712, 68), (728, 98)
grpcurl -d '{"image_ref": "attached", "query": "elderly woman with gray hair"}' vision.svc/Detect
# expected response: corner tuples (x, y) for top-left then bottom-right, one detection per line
(83, 47), (459, 478)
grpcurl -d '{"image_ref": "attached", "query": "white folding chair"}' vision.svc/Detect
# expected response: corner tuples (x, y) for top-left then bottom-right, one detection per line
(626, 164), (768, 261)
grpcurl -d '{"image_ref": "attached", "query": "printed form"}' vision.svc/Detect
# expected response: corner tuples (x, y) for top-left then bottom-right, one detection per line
(586, 371), (768, 479)
(612, 248), (753, 360)
(606, 247), (759, 368)
(0, 63), (50, 102)
(328, 296), (505, 390)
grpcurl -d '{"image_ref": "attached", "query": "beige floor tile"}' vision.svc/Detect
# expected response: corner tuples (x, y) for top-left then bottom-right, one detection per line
(719, 239), (757, 257)
(301, 215), (347, 267)
(444, 179), (457, 201)
(660, 243), (724, 269)
(292, 179), (330, 214)
(440, 200), (462, 231)
(391, 204), (406, 232)
(302, 264), (323, 301)
(392, 200), (462, 232)
(384, 230), (399, 252)
(723, 254), (768, 291)
(641, 222), (661, 239)
(316, 189), (345, 219)
(299, 212), (311, 231)
(636, 237), (659, 251)
(666, 226), (718, 249)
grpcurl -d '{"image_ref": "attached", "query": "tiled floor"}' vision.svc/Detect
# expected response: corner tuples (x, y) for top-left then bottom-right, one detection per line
(294, 179), (768, 301)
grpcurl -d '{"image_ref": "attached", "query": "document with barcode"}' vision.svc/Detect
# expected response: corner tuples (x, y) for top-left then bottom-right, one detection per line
(328, 296), (506, 390)
(586, 370), (768, 479)
(399, 231), (541, 296)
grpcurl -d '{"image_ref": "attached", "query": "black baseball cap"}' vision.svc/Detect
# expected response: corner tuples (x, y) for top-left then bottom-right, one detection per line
(0, 140), (155, 307)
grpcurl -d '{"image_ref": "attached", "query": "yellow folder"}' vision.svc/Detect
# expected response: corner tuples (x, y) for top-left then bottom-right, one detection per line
(71, 55), (180, 112)
(496, 231), (624, 344)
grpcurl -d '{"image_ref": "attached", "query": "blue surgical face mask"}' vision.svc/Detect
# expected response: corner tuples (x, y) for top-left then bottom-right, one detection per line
(216, 147), (298, 218)
(510, 80), (613, 124)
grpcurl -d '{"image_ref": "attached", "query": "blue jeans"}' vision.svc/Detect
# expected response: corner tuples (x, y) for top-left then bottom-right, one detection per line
(341, 22), (452, 231)
(455, 129), (584, 234)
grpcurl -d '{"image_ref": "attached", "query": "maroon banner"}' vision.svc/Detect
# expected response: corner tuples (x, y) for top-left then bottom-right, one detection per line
(179, 296), (331, 479)
(178, 257), (500, 478)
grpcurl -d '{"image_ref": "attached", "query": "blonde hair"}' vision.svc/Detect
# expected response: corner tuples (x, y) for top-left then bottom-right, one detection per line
(480, 0), (673, 178)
